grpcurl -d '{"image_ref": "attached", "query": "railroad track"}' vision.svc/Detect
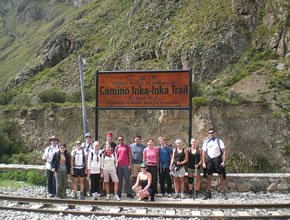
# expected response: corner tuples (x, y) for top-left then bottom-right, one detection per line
(0, 195), (289, 219)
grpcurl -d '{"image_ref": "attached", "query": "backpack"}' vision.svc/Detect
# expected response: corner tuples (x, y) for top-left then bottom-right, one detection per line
(73, 148), (85, 167)
(205, 138), (226, 179)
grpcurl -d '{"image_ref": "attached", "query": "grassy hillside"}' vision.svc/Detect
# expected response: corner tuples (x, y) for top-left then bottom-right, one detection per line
(0, 0), (289, 115)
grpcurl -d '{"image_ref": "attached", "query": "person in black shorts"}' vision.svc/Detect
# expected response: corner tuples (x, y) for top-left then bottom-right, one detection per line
(202, 128), (227, 200)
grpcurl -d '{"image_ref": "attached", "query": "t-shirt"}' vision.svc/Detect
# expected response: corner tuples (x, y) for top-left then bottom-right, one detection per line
(143, 147), (159, 165)
(159, 145), (173, 168)
(42, 145), (59, 170)
(202, 138), (225, 158)
(58, 153), (67, 172)
(130, 143), (146, 164)
(71, 148), (88, 169)
(115, 144), (130, 166)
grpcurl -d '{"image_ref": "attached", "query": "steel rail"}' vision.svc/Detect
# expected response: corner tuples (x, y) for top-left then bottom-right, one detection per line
(0, 205), (289, 219)
(0, 195), (290, 209)
(0, 195), (290, 219)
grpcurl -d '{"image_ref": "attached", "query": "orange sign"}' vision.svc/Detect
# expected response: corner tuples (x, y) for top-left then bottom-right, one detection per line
(97, 70), (191, 108)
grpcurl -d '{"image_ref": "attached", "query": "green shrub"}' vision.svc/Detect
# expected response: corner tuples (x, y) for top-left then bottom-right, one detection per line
(0, 119), (26, 163)
(11, 94), (32, 107)
(39, 89), (67, 103)
(192, 97), (209, 107)
(67, 91), (81, 103)
(0, 92), (13, 105)
(26, 171), (46, 185)
(191, 82), (203, 97)
(0, 170), (45, 185)
(9, 150), (43, 165)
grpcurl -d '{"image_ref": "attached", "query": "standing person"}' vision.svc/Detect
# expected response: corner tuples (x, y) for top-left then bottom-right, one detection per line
(42, 135), (60, 197)
(82, 132), (94, 153)
(187, 138), (202, 198)
(143, 138), (159, 201)
(100, 143), (120, 201)
(158, 136), (173, 197)
(130, 135), (146, 187)
(71, 140), (88, 200)
(101, 132), (117, 152)
(132, 163), (153, 201)
(170, 139), (188, 199)
(51, 144), (71, 199)
(82, 132), (93, 196)
(87, 141), (102, 200)
(202, 128), (227, 200)
(115, 136), (134, 199)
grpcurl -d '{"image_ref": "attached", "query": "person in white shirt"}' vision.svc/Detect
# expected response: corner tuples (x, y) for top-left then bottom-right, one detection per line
(71, 140), (88, 200)
(100, 143), (120, 201)
(42, 135), (59, 197)
(87, 141), (102, 200)
(202, 128), (227, 200)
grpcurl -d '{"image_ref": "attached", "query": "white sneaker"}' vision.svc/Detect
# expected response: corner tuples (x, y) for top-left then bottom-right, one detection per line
(164, 192), (168, 196)
(173, 193), (179, 199)
(180, 193), (185, 199)
(106, 194), (110, 200)
(156, 193), (163, 197)
(168, 193), (172, 198)
(114, 194), (120, 201)
(96, 193), (101, 197)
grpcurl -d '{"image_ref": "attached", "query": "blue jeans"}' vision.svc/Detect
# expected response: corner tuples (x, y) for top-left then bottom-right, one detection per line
(117, 166), (133, 196)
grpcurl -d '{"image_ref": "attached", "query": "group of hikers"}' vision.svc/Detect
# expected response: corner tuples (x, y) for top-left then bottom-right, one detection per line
(42, 128), (227, 201)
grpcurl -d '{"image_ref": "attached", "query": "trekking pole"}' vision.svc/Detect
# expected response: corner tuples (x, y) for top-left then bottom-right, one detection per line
(193, 167), (197, 200)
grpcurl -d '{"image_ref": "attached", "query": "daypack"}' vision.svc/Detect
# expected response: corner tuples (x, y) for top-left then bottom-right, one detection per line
(73, 148), (85, 168)
(205, 138), (226, 179)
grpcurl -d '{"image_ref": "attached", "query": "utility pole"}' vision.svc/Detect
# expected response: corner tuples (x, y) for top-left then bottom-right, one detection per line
(79, 55), (88, 138)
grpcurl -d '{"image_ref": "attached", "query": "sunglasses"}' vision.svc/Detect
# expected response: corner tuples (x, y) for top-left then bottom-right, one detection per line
(77, 143), (81, 145)
(208, 132), (215, 134)
(86, 136), (92, 138)
(118, 139), (123, 141)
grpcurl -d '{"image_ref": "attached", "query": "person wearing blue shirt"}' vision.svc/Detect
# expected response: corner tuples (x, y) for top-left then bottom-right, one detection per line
(130, 135), (146, 186)
(158, 136), (173, 197)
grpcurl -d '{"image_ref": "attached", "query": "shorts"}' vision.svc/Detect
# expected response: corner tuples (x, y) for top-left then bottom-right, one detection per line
(187, 167), (201, 175)
(131, 164), (141, 177)
(72, 167), (86, 177)
(103, 169), (119, 182)
(206, 156), (223, 175)
(171, 166), (186, 177)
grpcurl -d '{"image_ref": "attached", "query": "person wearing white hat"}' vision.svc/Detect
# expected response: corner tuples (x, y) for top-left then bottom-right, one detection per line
(42, 135), (60, 197)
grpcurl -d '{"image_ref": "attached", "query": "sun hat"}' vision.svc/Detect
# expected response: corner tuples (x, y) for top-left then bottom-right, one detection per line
(140, 163), (147, 168)
(49, 135), (59, 142)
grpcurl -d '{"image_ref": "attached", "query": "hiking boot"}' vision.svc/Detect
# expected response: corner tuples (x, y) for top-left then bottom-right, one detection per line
(72, 192), (77, 199)
(80, 192), (85, 200)
(127, 193), (134, 198)
(193, 191), (199, 199)
(114, 194), (121, 201)
(202, 192), (212, 200)
(150, 195), (155, 201)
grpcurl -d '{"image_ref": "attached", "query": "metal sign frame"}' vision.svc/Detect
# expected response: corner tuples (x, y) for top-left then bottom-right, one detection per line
(95, 69), (192, 144)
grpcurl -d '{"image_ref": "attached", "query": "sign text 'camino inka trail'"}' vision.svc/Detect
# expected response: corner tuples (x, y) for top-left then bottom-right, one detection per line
(96, 70), (191, 109)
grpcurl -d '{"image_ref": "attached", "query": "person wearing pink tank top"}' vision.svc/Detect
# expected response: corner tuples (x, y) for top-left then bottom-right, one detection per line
(143, 139), (159, 201)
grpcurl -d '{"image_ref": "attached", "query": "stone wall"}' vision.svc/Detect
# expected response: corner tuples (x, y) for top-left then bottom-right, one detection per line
(0, 164), (289, 193)
(0, 104), (289, 170)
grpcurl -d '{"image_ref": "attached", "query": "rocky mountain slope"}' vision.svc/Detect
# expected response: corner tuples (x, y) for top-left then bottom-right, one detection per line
(0, 0), (289, 171)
